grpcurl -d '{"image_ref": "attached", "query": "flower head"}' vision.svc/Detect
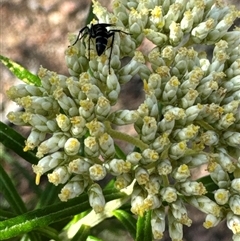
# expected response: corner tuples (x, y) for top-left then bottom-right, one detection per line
(6, 0), (240, 239)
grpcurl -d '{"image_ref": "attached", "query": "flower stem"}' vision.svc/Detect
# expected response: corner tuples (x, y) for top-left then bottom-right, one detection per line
(104, 121), (148, 151)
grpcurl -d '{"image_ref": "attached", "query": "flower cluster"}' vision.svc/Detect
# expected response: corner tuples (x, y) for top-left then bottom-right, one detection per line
(6, 0), (240, 240)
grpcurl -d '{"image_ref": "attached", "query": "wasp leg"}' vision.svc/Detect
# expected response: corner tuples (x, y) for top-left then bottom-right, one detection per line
(107, 30), (131, 74)
(71, 26), (90, 46)
(108, 32), (115, 74)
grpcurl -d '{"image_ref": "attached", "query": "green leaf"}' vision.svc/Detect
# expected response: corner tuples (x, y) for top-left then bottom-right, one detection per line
(0, 188), (126, 239)
(112, 209), (136, 239)
(0, 55), (41, 86)
(2, 149), (42, 197)
(86, 236), (103, 241)
(85, 1), (94, 25)
(71, 224), (91, 241)
(0, 121), (38, 165)
(136, 211), (152, 241)
(0, 163), (27, 215)
(35, 226), (60, 241)
(114, 143), (126, 159)
(36, 182), (62, 208)
(0, 194), (90, 239)
(197, 174), (219, 200)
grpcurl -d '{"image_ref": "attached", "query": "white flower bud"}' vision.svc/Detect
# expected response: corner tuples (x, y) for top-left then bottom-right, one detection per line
(151, 133), (170, 153)
(170, 199), (192, 227)
(94, 96), (111, 121)
(24, 129), (46, 152)
(209, 163), (231, 188)
(180, 10), (194, 32)
(79, 99), (95, 121)
(37, 133), (69, 158)
(115, 173), (132, 190)
(187, 196), (221, 217)
(169, 21), (183, 46)
(227, 211), (240, 235)
(144, 194), (161, 210)
(144, 28), (168, 45)
(135, 167), (149, 185)
(140, 116), (157, 143)
(203, 214), (221, 229)
(88, 183), (105, 213)
(191, 18), (215, 43)
(126, 152), (142, 165)
(223, 131), (240, 148)
(105, 158), (125, 176)
(214, 189), (229, 205)
(177, 181), (207, 196)
(56, 114), (71, 132)
(84, 136), (100, 158)
(33, 151), (67, 185)
(81, 83), (103, 102)
(217, 150), (236, 173)
(109, 109), (139, 125)
(70, 116), (87, 137)
(151, 207), (165, 239)
(7, 111), (25, 126)
(160, 187), (177, 203)
(54, 88), (78, 116)
(48, 166), (70, 185)
(145, 175), (161, 195)
(85, 119), (105, 137)
(68, 158), (92, 174)
(173, 124), (200, 141)
(230, 195), (240, 215)
(172, 164), (191, 182)
(200, 130), (219, 146)
(168, 212), (183, 241)
(64, 138), (80, 156)
(58, 175), (88, 202)
(89, 164), (107, 181)
(157, 159), (172, 175)
(169, 141), (187, 160)
(141, 148), (159, 164)
(105, 73), (120, 104)
(99, 133), (115, 159)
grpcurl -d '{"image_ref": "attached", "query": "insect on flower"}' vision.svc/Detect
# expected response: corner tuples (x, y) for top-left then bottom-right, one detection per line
(71, 23), (130, 73)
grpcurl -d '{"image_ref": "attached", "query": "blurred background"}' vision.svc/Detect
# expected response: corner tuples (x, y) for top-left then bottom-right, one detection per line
(1, 0), (239, 240)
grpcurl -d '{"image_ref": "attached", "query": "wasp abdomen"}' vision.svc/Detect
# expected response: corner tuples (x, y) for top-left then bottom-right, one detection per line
(95, 25), (110, 56)
(95, 36), (108, 56)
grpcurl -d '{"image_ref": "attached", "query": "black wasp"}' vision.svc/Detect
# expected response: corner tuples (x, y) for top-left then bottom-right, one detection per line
(71, 23), (130, 73)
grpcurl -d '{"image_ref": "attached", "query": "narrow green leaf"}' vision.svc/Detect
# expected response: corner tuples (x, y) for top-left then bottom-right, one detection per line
(0, 209), (15, 220)
(20, 232), (41, 241)
(0, 55), (41, 86)
(71, 224), (91, 241)
(0, 188), (125, 239)
(197, 174), (219, 200)
(86, 236), (103, 241)
(35, 226), (61, 241)
(85, 1), (94, 25)
(114, 143), (126, 160)
(0, 163), (27, 215)
(2, 150), (42, 197)
(0, 121), (38, 165)
(136, 211), (152, 241)
(36, 182), (62, 208)
(0, 194), (90, 240)
(112, 209), (136, 239)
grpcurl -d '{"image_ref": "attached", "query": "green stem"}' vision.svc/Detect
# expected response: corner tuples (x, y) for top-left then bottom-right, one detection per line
(162, 175), (169, 187)
(104, 121), (148, 151)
